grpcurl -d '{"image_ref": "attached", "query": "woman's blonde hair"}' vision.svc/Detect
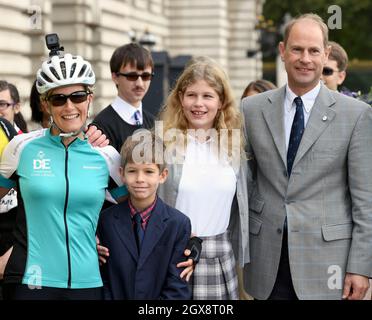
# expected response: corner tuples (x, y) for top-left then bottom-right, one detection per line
(158, 57), (244, 158)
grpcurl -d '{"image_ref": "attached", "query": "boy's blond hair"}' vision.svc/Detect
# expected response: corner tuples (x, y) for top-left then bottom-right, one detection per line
(120, 129), (166, 172)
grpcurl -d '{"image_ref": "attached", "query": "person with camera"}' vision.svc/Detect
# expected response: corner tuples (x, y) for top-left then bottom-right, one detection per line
(0, 35), (127, 300)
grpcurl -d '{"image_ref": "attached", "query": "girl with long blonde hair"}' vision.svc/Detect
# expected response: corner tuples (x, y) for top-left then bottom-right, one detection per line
(158, 58), (250, 300)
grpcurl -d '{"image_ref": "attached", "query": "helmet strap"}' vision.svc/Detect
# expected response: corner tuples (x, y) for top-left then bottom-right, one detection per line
(51, 121), (84, 138)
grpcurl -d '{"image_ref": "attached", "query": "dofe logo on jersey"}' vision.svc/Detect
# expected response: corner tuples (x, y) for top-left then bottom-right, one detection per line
(33, 151), (51, 170)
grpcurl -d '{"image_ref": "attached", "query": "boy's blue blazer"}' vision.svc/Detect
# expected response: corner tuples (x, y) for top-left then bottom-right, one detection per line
(97, 197), (191, 300)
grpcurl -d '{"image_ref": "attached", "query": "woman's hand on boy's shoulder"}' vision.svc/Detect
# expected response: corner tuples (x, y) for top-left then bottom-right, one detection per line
(85, 125), (109, 147)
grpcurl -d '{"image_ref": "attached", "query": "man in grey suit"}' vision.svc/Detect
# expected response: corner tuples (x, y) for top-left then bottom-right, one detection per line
(241, 13), (372, 300)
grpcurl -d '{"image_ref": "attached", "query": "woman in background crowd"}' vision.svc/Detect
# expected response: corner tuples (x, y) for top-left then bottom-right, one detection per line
(0, 81), (28, 134)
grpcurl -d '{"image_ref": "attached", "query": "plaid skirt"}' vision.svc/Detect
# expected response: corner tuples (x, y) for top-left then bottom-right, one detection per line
(191, 231), (238, 300)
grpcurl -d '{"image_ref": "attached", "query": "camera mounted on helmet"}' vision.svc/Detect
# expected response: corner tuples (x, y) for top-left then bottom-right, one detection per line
(36, 35), (95, 95)
(45, 33), (65, 58)
(37, 34), (96, 138)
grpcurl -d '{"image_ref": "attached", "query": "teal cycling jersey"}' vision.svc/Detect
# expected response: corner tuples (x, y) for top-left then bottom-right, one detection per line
(0, 129), (126, 289)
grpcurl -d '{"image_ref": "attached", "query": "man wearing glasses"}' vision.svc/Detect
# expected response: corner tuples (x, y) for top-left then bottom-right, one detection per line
(92, 43), (155, 151)
(321, 41), (348, 91)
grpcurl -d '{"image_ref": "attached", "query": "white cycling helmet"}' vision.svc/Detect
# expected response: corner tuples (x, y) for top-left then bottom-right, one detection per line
(36, 53), (95, 94)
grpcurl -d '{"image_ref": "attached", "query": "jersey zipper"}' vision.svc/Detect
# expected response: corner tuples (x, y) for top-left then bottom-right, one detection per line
(62, 143), (72, 288)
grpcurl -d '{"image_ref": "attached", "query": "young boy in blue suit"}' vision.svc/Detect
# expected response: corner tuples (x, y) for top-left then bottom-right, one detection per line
(97, 130), (191, 299)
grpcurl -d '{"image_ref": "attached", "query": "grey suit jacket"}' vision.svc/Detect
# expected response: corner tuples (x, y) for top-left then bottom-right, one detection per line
(241, 83), (372, 300)
(157, 155), (250, 267)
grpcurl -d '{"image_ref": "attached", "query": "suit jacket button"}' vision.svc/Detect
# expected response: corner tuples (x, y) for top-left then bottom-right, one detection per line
(283, 170), (288, 177)
(277, 228), (282, 234)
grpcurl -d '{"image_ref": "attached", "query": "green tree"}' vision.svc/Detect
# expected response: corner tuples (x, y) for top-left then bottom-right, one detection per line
(262, 0), (372, 60)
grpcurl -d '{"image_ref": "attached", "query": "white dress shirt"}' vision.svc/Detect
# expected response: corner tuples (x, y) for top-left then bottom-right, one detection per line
(175, 135), (237, 237)
(111, 96), (143, 125)
(284, 83), (321, 151)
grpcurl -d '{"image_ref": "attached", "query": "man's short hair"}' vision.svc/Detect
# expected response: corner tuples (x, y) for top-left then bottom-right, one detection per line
(120, 129), (166, 172)
(110, 43), (154, 73)
(283, 13), (329, 49)
(328, 41), (348, 71)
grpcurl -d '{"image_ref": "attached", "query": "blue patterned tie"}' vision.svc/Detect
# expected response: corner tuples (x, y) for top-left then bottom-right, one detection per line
(287, 97), (304, 177)
(134, 213), (144, 250)
(134, 110), (141, 126)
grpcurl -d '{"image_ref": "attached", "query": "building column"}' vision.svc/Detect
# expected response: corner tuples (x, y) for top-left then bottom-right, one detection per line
(228, 0), (263, 100)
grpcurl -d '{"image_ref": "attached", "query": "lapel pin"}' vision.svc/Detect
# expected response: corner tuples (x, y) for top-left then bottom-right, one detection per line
(322, 115), (328, 121)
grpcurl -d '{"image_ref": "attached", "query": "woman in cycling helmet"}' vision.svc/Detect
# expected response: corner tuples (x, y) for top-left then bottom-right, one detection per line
(0, 52), (127, 300)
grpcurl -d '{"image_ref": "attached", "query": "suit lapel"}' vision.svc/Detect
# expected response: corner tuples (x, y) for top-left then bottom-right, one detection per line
(262, 86), (287, 168)
(137, 199), (168, 268)
(292, 84), (336, 169)
(113, 202), (139, 261)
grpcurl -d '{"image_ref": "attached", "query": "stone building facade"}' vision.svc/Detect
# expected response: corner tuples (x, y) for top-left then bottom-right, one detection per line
(0, 0), (264, 122)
